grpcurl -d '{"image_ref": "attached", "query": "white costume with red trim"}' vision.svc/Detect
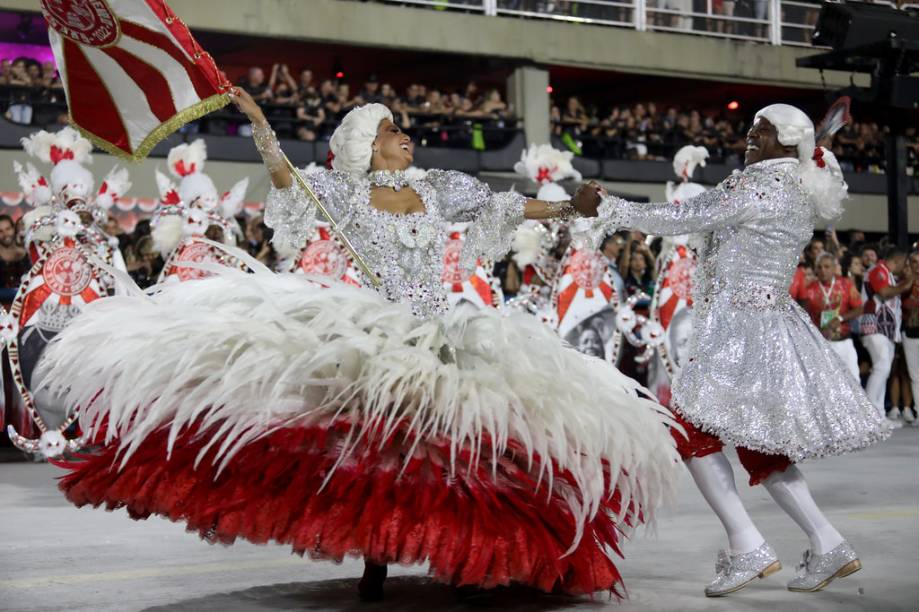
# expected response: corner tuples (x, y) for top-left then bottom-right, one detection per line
(152, 139), (248, 282)
(649, 145), (708, 405)
(16, 127), (130, 277)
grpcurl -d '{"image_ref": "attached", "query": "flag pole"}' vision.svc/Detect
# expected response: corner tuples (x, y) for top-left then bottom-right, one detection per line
(283, 155), (380, 287)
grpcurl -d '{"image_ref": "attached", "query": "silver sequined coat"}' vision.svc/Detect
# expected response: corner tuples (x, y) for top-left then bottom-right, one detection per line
(264, 168), (526, 318)
(597, 158), (890, 461)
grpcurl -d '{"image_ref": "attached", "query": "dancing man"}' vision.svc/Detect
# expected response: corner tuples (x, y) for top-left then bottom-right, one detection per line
(577, 103), (890, 596)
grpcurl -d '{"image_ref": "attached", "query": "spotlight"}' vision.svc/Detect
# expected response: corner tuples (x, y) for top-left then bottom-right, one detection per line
(335, 71), (344, 79)
(727, 100), (740, 111)
(546, 85), (554, 94)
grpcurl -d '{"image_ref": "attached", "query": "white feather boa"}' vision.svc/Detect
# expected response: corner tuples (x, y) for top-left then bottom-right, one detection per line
(40, 252), (680, 542)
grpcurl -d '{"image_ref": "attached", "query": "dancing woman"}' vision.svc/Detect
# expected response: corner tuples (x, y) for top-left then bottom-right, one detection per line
(39, 89), (680, 600)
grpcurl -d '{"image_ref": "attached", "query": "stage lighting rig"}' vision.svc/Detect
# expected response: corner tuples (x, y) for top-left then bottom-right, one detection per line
(797, 1), (919, 247)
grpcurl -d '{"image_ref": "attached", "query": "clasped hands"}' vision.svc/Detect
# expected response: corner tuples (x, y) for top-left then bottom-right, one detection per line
(572, 181), (608, 218)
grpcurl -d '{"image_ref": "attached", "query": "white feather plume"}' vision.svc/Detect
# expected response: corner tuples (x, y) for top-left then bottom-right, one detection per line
(152, 215), (184, 255)
(40, 260), (680, 547)
(13, 161), (53, 206)
(672, 145), (708, 181)
(219, 177), (249, 219)
(167, 139), (207, 178)
(511, 222), (544, 270)
(513, 144), (582, 184)
(155, 169), (177, 201)
(96, 166), (132, 210)
(21, 127), (93, 165)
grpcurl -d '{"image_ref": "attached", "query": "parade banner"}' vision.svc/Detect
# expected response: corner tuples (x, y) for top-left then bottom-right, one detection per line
(442, 224), (501, 309)
(41, 0), (230, 160)
(552, 246), (622, 362)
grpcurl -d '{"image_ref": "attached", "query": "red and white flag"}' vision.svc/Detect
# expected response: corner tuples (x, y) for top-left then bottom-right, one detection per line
(41, 0), (230, 160)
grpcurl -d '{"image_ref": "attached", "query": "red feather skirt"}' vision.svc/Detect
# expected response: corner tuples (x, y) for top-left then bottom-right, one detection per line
(56, 418), (635, 596)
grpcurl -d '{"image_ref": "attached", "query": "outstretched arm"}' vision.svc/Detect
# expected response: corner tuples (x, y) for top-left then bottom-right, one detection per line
(231, 88), (291, 188)
(574, 177), (754, 237)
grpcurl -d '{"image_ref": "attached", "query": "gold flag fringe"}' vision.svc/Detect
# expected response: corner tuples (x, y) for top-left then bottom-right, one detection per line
(70, 93), (231, 163)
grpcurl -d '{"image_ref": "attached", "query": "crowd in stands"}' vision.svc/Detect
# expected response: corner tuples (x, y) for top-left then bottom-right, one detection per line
(231, 64), (518, 149)
(3, 49), (917, 175)
(552, 96), (919, 174)
(0, 56), (66, 126)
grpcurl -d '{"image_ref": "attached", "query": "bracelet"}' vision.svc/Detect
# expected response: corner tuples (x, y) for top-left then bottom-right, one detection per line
(251, 122), (286, 173)
(545, 200), (580, 220)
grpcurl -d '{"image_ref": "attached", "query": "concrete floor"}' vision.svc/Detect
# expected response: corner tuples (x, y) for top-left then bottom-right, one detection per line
(1, 430), (917, 612)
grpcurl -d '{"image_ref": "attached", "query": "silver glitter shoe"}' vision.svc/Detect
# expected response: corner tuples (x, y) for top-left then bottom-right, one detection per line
(704, 542), (782, 597)
(787, 541), (861, 592)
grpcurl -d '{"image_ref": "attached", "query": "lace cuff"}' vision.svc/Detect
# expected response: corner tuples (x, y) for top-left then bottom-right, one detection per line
(264, 182), (317, 255)
(461, 190), (527, 271)
(252, 122), (286, 173)
(570, 196), (628, 250)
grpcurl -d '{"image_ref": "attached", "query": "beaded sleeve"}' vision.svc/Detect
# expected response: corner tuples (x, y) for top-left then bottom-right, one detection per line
(425, 169), (527, 269)
(263, 166), (358, 254)
(593, 172), (758, 238)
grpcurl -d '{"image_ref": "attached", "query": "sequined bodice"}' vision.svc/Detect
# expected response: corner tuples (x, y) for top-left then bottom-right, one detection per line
(265, 168), (526, 318)
(599, 158), (814, 310)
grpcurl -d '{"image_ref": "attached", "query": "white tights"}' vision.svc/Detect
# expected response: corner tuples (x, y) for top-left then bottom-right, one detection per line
(686, 453), (844, 555)
(763, 465), (844, 555)
(685, 453), (765, 555)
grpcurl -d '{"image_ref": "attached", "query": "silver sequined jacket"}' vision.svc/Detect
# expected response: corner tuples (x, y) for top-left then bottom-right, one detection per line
(264, 169), (526, 318)
(597, 158), (889, 460)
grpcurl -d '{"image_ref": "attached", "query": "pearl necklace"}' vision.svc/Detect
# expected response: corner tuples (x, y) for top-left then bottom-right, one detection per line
(368, 169), (409, 192)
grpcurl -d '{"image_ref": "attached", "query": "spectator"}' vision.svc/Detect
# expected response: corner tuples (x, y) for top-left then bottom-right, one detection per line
(899, 250), (919, 426)
(479, 89), (508, 118)
(622, 239), (656, 299)
(295, 87), (326, 141)
(125, 235), (163, 289)
(5, 58), (33, 124)
(0, 215), (29, 307)
(337, 82), (360, 112)
(245, 216), (276, 269)
(268, 64), (299, 106)
(297, 68), (315, 99)
(601, 232), (627, 298)
(861, 246), (912, 423)
(319, 79), (341, 117)
(798, 252), (863, 381)
(237, 66), (272, 103)
(360, 76), (383, 104)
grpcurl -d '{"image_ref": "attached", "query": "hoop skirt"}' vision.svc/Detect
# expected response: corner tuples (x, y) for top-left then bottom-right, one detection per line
(40, 259), (680, 595)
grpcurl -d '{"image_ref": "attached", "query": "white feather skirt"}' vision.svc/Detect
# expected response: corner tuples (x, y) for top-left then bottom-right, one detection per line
(41, 263), (680, 594)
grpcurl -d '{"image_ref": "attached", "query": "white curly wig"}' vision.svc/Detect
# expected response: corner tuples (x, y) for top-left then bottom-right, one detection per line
(754, 103), (847, 221)
(329, 103), (394, 177)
